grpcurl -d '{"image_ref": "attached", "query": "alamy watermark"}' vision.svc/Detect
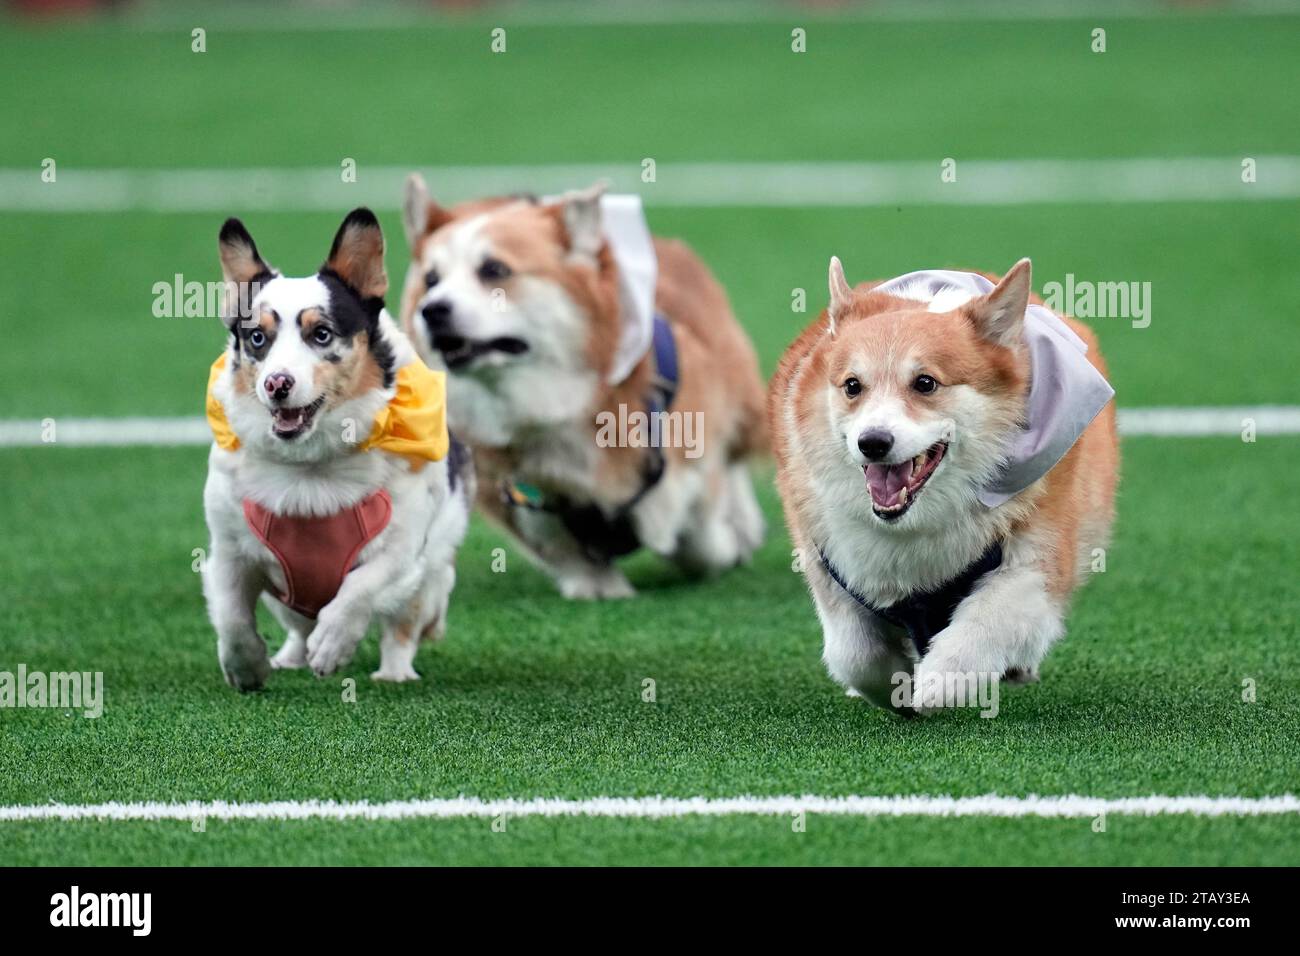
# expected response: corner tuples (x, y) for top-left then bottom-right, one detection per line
(891, 670), (1000, 717)
(151, 275), (267, 322)
(50, 886), (150, 936)
(0, 665), (103, 718)
(1041, 274), (1152, 329)
(595, 403), (704, 459)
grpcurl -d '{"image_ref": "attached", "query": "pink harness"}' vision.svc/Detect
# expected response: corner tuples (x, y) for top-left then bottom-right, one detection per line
(242, 491), (392, 619)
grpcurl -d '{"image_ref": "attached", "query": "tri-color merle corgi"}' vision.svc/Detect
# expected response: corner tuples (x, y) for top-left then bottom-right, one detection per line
(202, 208), (472, 690)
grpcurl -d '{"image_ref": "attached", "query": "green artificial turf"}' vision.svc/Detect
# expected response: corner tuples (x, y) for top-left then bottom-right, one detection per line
(4, 13), (1298, 167)
(0, 9), (1298, 865)
(7, 817), (1300, 868)
(0, 439), (1296, 865)
(2, 201), (1297, 418)
(3, 11), (1300, 416)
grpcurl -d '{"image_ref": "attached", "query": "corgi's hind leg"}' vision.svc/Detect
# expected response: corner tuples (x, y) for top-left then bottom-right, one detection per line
(265, 598), (310, 670)
(725, 462), (765, 562)
(373, 616), (422, 683)
(269, 633), (308, 670)
(372, 558), (457, 682)
(673, 509), (738, 576)
(670, 464), (758, 576)
(418, 560), (456, 644)
(415, 499), (468, 641)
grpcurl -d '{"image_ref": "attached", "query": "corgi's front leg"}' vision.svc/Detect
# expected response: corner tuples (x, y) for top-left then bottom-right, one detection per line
(204, 548), (271, 692)
(809, 567), (915, 712)
(305, 547), (406, 677)
(913, 563), (1064, 711)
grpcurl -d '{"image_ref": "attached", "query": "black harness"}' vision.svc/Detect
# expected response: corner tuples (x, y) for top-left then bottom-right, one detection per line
(501, 315), (680, 565)
(818, 541), (1005, 656)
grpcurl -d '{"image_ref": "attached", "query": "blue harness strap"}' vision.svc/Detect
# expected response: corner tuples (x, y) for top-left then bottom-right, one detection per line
(648, 314), (679, 411)
(818, 541), (1004, 655)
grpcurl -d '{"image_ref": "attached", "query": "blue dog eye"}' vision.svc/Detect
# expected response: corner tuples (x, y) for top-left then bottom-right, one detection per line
(248, 330), (266, 349)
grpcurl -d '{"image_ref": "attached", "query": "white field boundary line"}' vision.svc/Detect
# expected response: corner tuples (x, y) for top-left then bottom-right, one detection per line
(3, 158), (1299, 212)
(2, 793), (1298, 823)
(1, 407), (1297, 449)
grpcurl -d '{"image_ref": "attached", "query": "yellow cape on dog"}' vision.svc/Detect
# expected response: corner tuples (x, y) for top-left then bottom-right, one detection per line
(205, 352), (449, 470)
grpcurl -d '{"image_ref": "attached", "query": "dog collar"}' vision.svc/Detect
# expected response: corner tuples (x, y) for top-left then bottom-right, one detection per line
(205, 352), (450, 470)
(819, 541), (1004, 656)
(873, 270), (1115, 507)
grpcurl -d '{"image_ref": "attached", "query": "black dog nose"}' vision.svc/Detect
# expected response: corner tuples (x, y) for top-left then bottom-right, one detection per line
(857, 429), (894, 461)
(264, 372), (294, 402)
(421, 300), (453, 332)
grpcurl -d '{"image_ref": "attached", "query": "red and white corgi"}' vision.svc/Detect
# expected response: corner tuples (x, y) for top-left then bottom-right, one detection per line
(203, 208), (473, 690)
(770, 258), (1117, 711)
(397, 176), (766, 599)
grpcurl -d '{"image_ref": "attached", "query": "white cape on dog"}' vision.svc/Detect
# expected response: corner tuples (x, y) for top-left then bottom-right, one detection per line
(874, 269), (1115, 507)
(543, 192), (657, 386)
(602, 194), (658, 385)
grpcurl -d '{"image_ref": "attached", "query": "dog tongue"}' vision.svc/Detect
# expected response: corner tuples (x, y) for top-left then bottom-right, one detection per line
(274, 408), (305, 432)
(864, 459), (913, 507)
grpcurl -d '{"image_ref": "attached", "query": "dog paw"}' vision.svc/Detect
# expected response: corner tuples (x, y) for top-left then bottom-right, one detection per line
(220, 645), (270, 692)
(911, 651), (999, 714)
(910, 666), (951, 714)
(305, 620), (361, 678)
(557, 570), (635, 600)
(1002, 666), (1040, 685)
(371, 664), (421, 683)
(270, 638), (307, 670)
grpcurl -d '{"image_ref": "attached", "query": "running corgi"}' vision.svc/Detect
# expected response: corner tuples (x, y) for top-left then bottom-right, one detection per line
(769, 258), (1117, 711)
(397, 176), (766, 599)
(202, 208), (473, 690)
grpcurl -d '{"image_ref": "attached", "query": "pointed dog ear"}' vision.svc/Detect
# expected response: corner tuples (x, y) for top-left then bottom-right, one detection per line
(965, 258), (1031, 347)
(218, 218), (271, 285)
(826, 256), (854, 335)
(401, 173), (453, 253)
(549, 181), (607, 263)
(324, 207), (388, 299)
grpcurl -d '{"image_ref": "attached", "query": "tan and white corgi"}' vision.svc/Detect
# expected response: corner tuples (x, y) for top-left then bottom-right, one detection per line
(397, 176), (766, 599)
(770, 258), (1117, 712)
(203, 208), (473, 690)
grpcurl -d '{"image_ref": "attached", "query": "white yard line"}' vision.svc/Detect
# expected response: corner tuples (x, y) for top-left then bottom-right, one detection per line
(1, 406), (1295, 449)
(0, 417), (213, 448)
(1, 793), (1297, 823)
(3, 157), (1299, 212)
(1117, 405), (1300, 436)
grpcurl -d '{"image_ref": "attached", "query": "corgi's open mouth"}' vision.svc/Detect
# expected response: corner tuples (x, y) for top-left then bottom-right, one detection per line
(865, 441), (947, 520)
(270, 396), (325, 440)
(434, 334), (530, 370)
